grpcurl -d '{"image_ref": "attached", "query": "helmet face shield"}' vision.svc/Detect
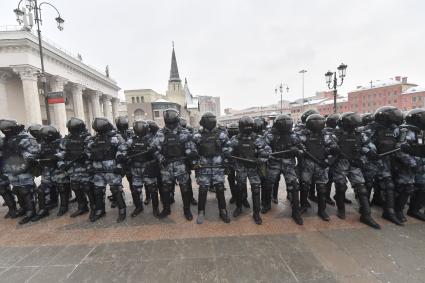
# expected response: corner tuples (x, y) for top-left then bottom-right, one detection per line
(92, 117), (113, 133)
(374, 106), (402, 126)
(201, 112), (217, 131)
(325, 114), (340, 129)
(133, 121), (150, 137)
(306, 114), (325, 133)
(274, 115), (293, 133)
(0, 119), (22, 137)
(164, 109), (179, 129)
(339, 112), (362, 131)
(301, 109), (319, 123)
(406, 108), (425, 130)
(115, 116), (129, 131)
(238, 117), (254, 134)
(67, 117), (86, 134)
(40, 125), (60, 141)
(147, 120), (159, 134)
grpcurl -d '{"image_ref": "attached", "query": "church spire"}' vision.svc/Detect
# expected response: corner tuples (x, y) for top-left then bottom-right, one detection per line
(169, 42), (181, 83)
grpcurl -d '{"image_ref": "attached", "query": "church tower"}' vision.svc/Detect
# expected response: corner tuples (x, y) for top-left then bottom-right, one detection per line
(166, 44), (187, 109)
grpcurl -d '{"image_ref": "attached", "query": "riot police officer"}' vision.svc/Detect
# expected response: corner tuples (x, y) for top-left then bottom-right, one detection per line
(297, 114), (331, 221)
(57, 118), (92, 218)
(0, 135), (18, 219)
(323, 114), (339, 206)
(126, 120), (160, 217)
(227, 116), (271, 225)
(89, 117), (128, 223)
(32, 126), (65, 221)
(226, 122), (239, 204)
(264, 114), (303, 225)
(395, 108), (425, 222)
(179, 118), (197, 205)
(152, 109), (197, 220)
(0, 119), (40, 224)
(192, 112), (231, 224)
(330, 112), (380, 229)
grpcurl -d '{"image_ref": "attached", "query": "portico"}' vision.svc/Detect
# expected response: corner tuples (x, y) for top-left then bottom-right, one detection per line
(0, 27), (121, 134)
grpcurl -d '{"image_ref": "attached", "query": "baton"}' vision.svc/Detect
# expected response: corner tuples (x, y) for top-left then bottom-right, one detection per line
(301, 149), (327, 167)
(378, 148), (401, 157)
(270, 149), (293, 156)
(230, 156), (256, 164)
(127, 150), (150, 160)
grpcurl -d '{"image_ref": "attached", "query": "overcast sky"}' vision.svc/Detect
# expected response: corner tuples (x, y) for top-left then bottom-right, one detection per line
(2, 0), (425, 112)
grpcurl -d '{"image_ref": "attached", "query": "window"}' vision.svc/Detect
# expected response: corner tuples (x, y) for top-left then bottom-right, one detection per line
(141, 96), (144, 103)
(131, 97), (135, 103)
(136, 97), (140, 103)
(134, 109), (145, 121)
(413, 97), (417, 102)
(154, 110), (160, 118)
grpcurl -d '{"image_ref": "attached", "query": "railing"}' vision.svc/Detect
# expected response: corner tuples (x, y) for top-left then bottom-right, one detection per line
(0, 25), (116, 83)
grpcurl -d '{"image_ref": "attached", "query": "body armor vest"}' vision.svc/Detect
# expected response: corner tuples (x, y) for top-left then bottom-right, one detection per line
(235, 134), (256, 159)
(272, 133), (291, 152)
(304, 133), (325, 160)
(129, 137), (154, 162)
(162, 129), (184, 159)
(39, 141), (58, 167)
(338, 132), (361, 159)
(3, 135), (26, 166)
(64, 136), (85, 161)
(199, 130), (220, 157)
(91, 134), (116, 161)
(374, 127), (397, 154)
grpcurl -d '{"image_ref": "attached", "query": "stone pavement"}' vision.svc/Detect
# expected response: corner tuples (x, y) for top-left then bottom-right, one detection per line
(0, 178), (424, 283)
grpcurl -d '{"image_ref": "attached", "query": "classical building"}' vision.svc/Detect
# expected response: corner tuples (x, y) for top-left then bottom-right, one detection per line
(198, 95), (221, 117)
(0, 27), (120, 134)
(124, 46), (201, 127)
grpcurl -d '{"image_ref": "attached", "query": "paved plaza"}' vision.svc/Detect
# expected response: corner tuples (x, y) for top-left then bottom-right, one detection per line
(0, 179), (424, 283)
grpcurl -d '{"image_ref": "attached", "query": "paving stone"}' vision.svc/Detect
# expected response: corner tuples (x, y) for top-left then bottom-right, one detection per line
(179, 237), (216, 259)
(0, 246), (38, 267)
(179, 257), (218, 283)
(83, 241), (151, 263)
(15, 245), (65, 266)
(282, 251), (334, 282)
(47, 245), (94, 265)
(0, 266), (40, 283)
(213, 236), (251, 257)
(28, 265), (75, 283)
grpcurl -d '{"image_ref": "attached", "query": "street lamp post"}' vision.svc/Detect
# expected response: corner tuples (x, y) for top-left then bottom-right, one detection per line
(14, 0), (64, 124)
(299, 69), (307, 113)
(325, 63), (347, 113)
(276, 83), (289, 114)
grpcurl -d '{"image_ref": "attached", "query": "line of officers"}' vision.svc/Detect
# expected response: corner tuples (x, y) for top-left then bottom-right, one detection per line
(1, 105), (425, 229)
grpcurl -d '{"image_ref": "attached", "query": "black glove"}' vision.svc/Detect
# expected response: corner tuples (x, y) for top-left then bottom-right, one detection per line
(187, 151), (198, 160)
(223, 151), (232, 159)
(366, 150), (380, 161)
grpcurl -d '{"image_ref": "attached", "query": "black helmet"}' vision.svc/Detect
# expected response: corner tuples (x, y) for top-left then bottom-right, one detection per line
(0, 119), (24, 137)
(338, 112), (362, 131)
(226, 122), (239, 137)
(133, 120), (150, 137)
(325, 113), (340, 129)
(27, 124), (43, 140)
(301, 109), (319, 123)
(40, 125), (60, 141)
(179, 118), (188, 128)
(147, 120), (159, 134)
(92, 117), (113, 133)
(405, 108), (425, 130)
(115, 116), (129, 131)
(374, 106), (403, 127)
(361, 113), (374, 126)
(66, 117), (86, 134)
(273, 114), (293, 133)
(306, 114), (325, 133)
(238, 116), (254, 134)
(163, 109), (179, 129)
(253, 117), (266, 134)
(200, 112), (217, 131)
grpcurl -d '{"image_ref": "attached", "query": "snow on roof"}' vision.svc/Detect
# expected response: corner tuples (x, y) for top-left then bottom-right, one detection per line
(319, 97), (348, 105)
(403, 85), (425, 94)
(355, 78), (401, 91)
(153, 98), (171, 103)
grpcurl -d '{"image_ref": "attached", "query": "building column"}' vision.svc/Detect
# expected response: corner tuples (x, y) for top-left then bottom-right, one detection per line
(71, 83), (86, 121)
(12, 65), (42, 125)
(90, 90), (102, 118)
(102, 95), (112, 122)
(111, 98), (119, 124)
(49, 76), (68, 135)
(0, 71), (11, 119)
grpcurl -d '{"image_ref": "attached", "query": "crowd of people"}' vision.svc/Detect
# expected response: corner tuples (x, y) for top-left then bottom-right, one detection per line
(1, 105), (425, 229)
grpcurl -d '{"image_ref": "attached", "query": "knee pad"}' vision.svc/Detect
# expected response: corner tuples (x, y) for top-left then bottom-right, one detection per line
(81, 183), (92, 193)
(251, 185), (261, 194)
(354, 184), (368, 196)
(70, 182), (82, 192)
(131, 186), (143, 193)
(287, 181), (300, 192)
(57, 184), (67, 193)
(214, 183), (225, 192)
(382, 178), (395, 192)
(335, 182), (347, 193)
(316, 184), (327, 195)
(110, 186), (122, 194)
(20, 186), (33, 196)
(199, 186), (209, 193)
(300, 181), (310, 191)
(146, 184), (157, 193)
(94, 186), (105, 196)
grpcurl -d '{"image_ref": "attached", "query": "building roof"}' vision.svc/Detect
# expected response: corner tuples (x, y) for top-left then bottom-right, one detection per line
(403, 85), (425, 94)
(353, 78), (405, 91)
(169, 46), (180, 82)
(153, 98), (171, 103)
(319, 97), (348, 105)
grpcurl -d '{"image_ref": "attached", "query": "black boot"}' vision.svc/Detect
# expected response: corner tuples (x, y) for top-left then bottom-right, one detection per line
(371, 185), (384, 207)
(131, 190), (143, 217)
(158, 185), (172, 219)
(407, 188), (425, 221)
(32, 187), (49, 222)
(18, 187), (36, 225)
(242, 184), (250, 208)
(70, 187), (89, 218)
(182, 187), (193, 221)
(325, 182), (335, 206)
(197, 186), (208, 224)
(151, 190), (160, 217)
(46, 186), (58, 210)
(84, 184), (96, 222)
(228, 171), (236, 204)
(395, 187), (412, 223)
(0, 187), (18, 219)
(216, 184), (230, 223)
(382, 186), (403, 226)
(335, 183), (347, 220)
(252, 185), (262, 225)
(233, 186), (243, 218)
(57, 185), (69, 217)
(261, 182), (272, 214)
(317, 185), (330, 221)
(112, 187), (126, 223)
(300, 183), (311, 214)
(272, 176), (279, 204)
(357, 185), (380, 229)
(309, 183), (317, 203)
(144, 189), (151, 205)
(91, 187), (106, 222)
(291, 189), (303, 225)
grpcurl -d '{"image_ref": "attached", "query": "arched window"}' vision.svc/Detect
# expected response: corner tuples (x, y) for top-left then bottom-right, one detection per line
(136, 97), (140, 103)
(131, 97), (135, 103)
(134, 109), (145, 121)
